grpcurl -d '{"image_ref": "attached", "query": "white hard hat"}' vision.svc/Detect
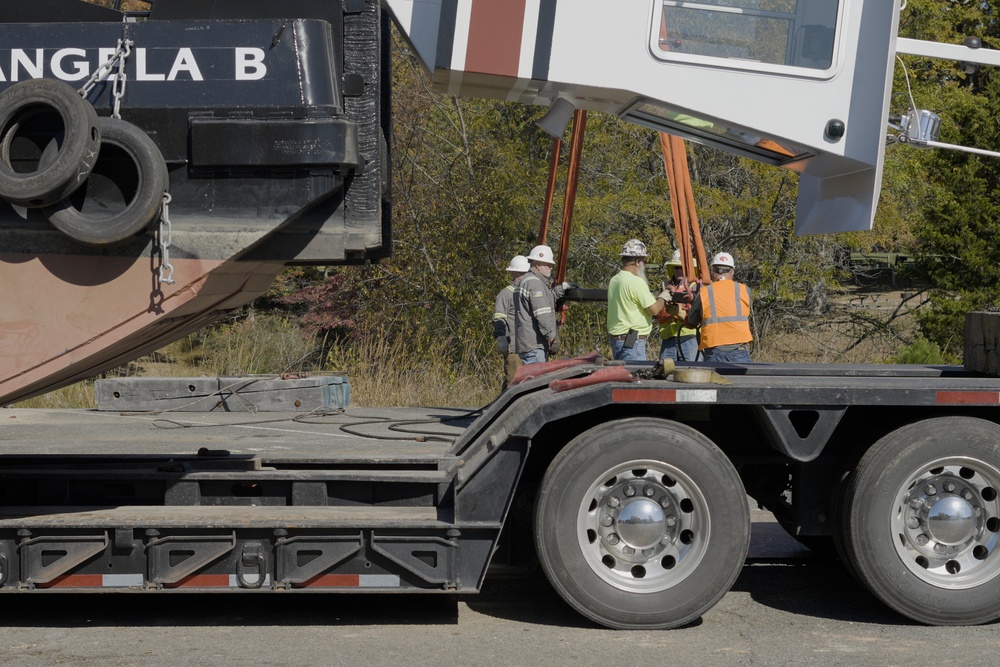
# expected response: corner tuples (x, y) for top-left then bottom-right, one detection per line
(505, 255), (529, 272)
(619, 239), (648, 258)
(527, 244), (556, 265)
(711, 252), (735, 269)
(666, 249), (683, 267)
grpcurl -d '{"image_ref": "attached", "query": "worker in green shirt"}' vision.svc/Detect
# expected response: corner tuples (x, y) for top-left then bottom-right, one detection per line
(606, 239), (672, 361)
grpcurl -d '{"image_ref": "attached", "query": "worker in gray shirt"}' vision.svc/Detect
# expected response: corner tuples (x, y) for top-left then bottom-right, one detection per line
(493, 254), (529, 390)
(513, 244), (562, 364)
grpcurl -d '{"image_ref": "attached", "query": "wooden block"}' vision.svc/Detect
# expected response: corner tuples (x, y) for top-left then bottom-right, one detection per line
(964, 312), (1000, 375)
(95, 375), (350, 412)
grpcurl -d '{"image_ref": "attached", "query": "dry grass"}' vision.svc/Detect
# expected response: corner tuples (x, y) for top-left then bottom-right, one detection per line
(325, 324), (497, 408)
(10, 288), (923, 410)
(13, 316), (499, 410)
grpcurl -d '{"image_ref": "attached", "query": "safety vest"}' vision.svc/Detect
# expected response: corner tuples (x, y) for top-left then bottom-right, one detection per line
(698, 281), (752, 349)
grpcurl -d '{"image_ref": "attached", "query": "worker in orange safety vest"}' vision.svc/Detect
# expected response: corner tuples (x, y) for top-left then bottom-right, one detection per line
(683, 252), (752, 363)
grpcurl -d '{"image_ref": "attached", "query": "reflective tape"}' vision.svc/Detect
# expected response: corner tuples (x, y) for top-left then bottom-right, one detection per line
(936, 391), (1000, 405)
(297, 573), (401, 588)
(612, 388), (717, 403)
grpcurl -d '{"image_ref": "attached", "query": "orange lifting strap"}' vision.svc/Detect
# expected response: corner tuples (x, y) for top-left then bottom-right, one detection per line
(536, 113), (708, 309)
(659, 133), (710, 285)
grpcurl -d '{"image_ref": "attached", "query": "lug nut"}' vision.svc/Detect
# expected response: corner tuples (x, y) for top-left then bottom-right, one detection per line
(962, 489), (974, 501)
(624, 484), (636, 497)
(906, 517), (920, 529)
(909, 498), (923, 510)
(666, 515), (677, 527)
(622, 546), (635, 556)
(607, 533), (620, 545)
(934, 543), (947, 554)
(660, 536), (671, 545)
(601, 514), (614, 527)
(642, 548), (654, 557)
(925, 484), (937, 496)
(916, 534), (929, 546)
(944, 481), (956, 493)
(607, 496), (621, 508)
(660, 496), (671, 508)
(975, 507), (983, 517)
(643, 485), (655, 497)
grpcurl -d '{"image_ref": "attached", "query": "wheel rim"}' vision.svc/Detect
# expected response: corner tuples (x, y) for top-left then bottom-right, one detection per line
(577, 458), (710, 593)
(891, 456), (1000, 589)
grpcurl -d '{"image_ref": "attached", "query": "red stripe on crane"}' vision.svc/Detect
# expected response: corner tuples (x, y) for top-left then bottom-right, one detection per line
(936, 391), (1000, 405)
(465, 0), (526, 77)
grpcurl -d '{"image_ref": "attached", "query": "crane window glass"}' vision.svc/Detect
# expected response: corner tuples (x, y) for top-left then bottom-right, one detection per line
(654, 0), (840, 73)
(623, 101), (811, 165)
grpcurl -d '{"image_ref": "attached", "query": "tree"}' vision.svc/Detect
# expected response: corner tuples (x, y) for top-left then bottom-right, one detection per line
(894, 0), (1000, 356)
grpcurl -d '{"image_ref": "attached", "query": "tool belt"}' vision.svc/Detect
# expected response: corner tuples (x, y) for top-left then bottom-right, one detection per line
(610, 334), (647, 340)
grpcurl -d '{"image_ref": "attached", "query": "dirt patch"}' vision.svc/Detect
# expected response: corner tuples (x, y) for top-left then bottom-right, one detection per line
(755, 287), (923, 364)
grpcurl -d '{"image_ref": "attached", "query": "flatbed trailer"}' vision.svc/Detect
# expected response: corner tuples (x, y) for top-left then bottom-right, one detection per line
(4, 358), (1000, 629)
(4, 0), (1000, 632)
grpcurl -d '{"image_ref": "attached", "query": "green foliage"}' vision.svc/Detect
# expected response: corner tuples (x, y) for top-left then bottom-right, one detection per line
(891, 337), (950, 365)
(894, 1), (1000, 352)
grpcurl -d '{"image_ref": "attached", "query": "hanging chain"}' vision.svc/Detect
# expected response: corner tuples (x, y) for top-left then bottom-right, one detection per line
(158, 193), (176, 286)
(77, 37), (133, 118)
(111, 38), (132, 119)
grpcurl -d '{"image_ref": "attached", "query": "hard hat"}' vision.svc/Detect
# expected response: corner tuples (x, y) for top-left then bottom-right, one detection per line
(505, 255), (530, 272)
(619, 239), (648, 258)
(666, 249), (683, 267)
(527, 244), (556, 265)
(711, 252), (735, 269)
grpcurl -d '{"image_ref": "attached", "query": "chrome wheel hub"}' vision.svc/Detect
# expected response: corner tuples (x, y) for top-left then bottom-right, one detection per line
(578, 460), (710, 593)
(892, 458), (1000, 588)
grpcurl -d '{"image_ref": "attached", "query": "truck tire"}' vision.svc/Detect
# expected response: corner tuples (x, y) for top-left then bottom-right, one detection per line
(44, 117), (168, 246)
(534, 417), (750, 629)
(842, 417), (1000, 625)
(0, 78), (100, 208)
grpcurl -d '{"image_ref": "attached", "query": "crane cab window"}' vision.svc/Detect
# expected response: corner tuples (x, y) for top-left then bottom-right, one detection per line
(651, 0), (841, 78)
(622, 101), (811, 165)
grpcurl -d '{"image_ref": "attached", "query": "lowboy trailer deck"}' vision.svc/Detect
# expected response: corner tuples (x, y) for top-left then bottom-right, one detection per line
(4, 357), (1000, 629)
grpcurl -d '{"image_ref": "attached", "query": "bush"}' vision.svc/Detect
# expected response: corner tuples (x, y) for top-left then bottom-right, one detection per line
(891, 337), (948, 365)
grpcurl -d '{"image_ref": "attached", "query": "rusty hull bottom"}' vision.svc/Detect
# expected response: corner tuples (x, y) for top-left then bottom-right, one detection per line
(0, 253), (286, 405)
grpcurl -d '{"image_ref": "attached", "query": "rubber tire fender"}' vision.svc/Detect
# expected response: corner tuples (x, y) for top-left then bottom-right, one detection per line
(534, 417), (750, 629)
(44, 117), (168, 246)
(0, 78), (101, 208)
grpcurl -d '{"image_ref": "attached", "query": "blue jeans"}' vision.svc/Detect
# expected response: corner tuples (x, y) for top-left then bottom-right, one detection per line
(519, 348), (547, 365)
(660, 335), (699, 362)
(702, 346), (751, 363)
(610, 337), (647, 361)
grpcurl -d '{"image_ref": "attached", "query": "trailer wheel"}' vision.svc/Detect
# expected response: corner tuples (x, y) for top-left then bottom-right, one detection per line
(44, 117), (168, 246)
(843, 417), (1000, 625)
(534, 417), (749, 629)
(0, 79), (100, 208)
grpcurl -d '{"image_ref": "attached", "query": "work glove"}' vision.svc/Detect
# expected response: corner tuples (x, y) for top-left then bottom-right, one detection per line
(657, 289), (673, 303)
(548, 338), (560, 355)
(498, 337), (509, 354)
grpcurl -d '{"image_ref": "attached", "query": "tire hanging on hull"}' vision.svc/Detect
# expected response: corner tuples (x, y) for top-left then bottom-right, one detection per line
(0, 78), (101, 208)
(44, 116), (168, 246)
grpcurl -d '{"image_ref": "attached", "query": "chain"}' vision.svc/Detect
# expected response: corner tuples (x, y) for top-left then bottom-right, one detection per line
(77, 37), (133, 117)
(111, 38), (132, 119)
(158, 193), (176, 286)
